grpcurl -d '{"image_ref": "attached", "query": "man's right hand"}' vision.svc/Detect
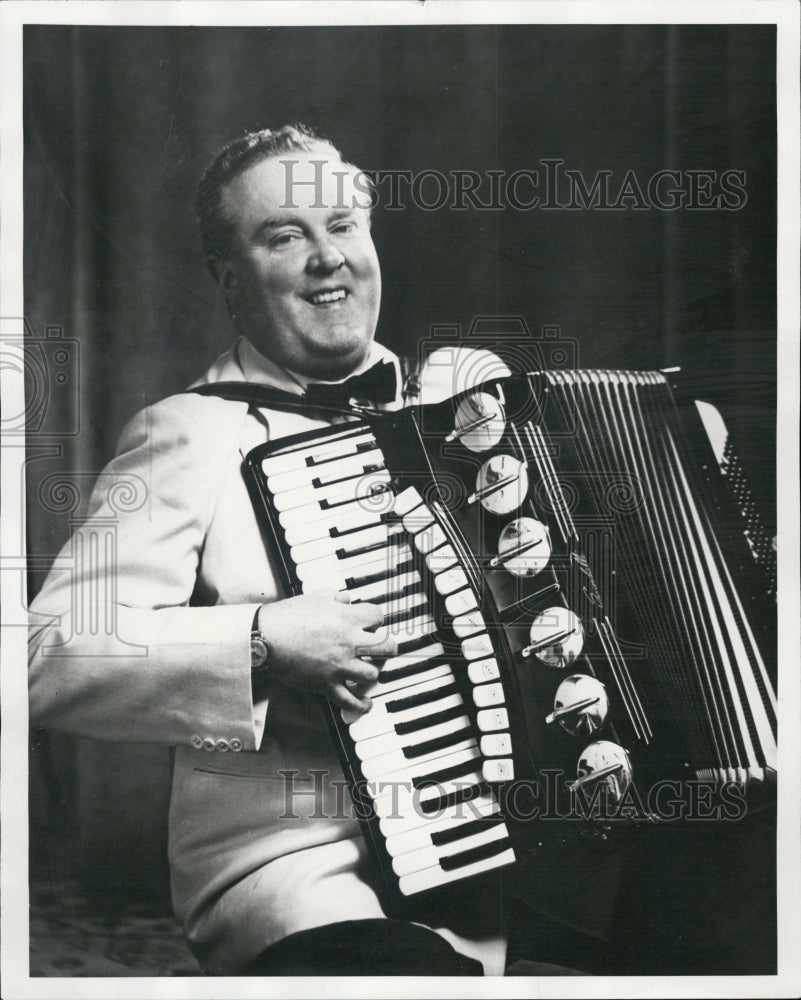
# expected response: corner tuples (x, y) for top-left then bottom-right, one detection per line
(256, 592), (395, 713)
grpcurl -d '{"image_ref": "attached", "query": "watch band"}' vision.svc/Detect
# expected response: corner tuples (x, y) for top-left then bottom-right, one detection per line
(250, 610), (270, 674)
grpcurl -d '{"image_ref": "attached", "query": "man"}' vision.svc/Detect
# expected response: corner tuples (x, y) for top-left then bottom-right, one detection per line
(28, 125), (514, 976)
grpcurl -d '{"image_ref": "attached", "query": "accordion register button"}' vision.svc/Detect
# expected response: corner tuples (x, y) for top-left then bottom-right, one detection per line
(434, 566), (469, 596)
(461, 633), (494, 660)
(492, 516), (551, 578)
(447, 392), (506, 453)
(467, 657), (500, 684)
(426, 544), (458, 574)
(480, 733), (512, 756)
(523, 606), (584, 668)
(570, 740), (633, 806)
(414, 523), (447, 554)
(445, 587), (478, 618)
(470, 455), (529, 516)
(477, 707), (509, 732)
(547, 674), (609, 736)
(393, 486), (424, 518)
(452, 610), (486, 638)
(473, 682), (505, 708)
(483, 759), (514, 782)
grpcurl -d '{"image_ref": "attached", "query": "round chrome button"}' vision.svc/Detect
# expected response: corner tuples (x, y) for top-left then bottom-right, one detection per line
(492, 516), (551, 577)
(522, 606), (584, 668)
(448, 392), (506, 453)
(547, 674), (609, 736)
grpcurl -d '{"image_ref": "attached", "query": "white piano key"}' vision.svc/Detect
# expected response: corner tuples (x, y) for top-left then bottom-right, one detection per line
(389, 613), (437, 645)
(476, 707), (510, 732)
(452, 610), (486, 638)
(368, 746), (481, 799)
(392, 820), (511, 878)
(360, 736), (476, 783)
(393, 486), (424, 518)
(368, 660), (453, 700)
(295, 543), (412, 586)
(282, 504), (388, 546)
(273, 468), (391, 513)
(375, 776), (489, 839)
(259, 431), (375, 476)
(398, 846), (515, 897)
(371, 763), (483, 819)
(467, 657), (500, 684)
(445, 587), (478, 618)
(267, 448), (385, 494)
(349, 685), (461, 742)
(473, 682), (505, 708)
(414, 523), (447, 554)
(480, 733), (512, 756)
(353, 705), (467, 760)
(369, 659), (454, 703)
(426, 544), (458, 574)
(461, 633), (495, 660)
(376, 589), (429, 621)
(377, 642), (445, 675)
(434, 565), (469, 596)
(383, 792), (500, 857)
(483, 759), (514, 782)
(278, 483), (395, 528)
(291, 521), (400, 565)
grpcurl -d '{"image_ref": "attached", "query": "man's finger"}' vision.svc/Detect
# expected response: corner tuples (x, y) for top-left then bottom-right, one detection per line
(330, 683), (372, 715)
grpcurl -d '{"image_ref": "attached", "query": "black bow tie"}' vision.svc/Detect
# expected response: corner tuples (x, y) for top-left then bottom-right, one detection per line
(303, 360), (398, 409)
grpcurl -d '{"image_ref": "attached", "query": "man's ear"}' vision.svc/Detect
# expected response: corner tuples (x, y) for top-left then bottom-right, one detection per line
(206, 256), (239, 295)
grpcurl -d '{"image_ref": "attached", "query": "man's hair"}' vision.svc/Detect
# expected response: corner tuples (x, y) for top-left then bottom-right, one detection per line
(196, 123), (344, 261)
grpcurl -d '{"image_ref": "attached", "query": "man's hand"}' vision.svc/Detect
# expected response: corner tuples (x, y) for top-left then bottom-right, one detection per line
(256, 592), (395, 713)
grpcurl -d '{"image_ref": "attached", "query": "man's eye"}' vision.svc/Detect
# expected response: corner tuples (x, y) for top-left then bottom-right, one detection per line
(332, 221), (357, 235)
(270, 232), (301, 248)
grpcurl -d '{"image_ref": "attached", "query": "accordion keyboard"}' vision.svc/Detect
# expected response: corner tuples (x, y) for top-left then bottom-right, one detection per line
(255, 423), (517, 897)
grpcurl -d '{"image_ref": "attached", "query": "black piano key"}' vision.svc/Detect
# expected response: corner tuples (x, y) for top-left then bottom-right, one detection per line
(394, 703), (465, 737)
(421, 781), (487, 815)
(352, 580), (424, 610)
(320, 483), (394, 512)
(395, 632), (447, 656)
(346, 558), (415, 590)
(329, 512), (392, 539)
(312, 464), (385, 490)
(430, 813), (507, 848)
(336, 531), (406, 561)
(377, 652), (450, 685)
(412, 756), (479, 790)
(402, 725), (474, 760)
(387, 682), (459, 714)
(438, 835), (514, 872)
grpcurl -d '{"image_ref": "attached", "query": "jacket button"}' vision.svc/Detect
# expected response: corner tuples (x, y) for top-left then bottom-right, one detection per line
(216, 739), (230, 752)
(191, 735), (203, 749)
(202, 737), (216, 751)
(230, 738), (244, 752)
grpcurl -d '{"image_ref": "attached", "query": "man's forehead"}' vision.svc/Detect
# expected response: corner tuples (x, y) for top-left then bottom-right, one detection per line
(223, 150), (368, 218)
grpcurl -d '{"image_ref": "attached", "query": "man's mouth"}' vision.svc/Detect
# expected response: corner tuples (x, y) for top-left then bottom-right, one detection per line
(307, 287), (348, 305)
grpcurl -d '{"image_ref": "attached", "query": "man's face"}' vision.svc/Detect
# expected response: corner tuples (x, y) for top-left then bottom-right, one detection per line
(217, 150), (381, 380)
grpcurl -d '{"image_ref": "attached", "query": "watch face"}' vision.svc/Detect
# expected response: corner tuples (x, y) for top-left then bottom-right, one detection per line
(250, 636), (269, 669)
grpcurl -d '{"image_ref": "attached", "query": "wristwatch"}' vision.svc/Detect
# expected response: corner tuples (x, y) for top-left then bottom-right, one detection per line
(250, 611), (270, 675)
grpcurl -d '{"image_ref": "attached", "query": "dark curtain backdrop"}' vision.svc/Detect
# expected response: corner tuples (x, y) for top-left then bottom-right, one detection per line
(24, 23), (776, 578)
(24, 24), (777, 908)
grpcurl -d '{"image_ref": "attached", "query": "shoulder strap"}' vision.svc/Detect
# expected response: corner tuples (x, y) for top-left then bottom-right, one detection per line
(185, 381), (378, 419)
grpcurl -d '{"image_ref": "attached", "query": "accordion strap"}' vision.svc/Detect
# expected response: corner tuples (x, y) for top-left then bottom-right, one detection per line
(185, 381), (379, 419)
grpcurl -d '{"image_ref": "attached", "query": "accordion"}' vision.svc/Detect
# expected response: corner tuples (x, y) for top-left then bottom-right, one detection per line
(243, 369), (777, 909)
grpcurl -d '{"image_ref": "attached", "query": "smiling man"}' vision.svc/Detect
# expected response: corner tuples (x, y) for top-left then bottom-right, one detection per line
(28, 125), (513, 976)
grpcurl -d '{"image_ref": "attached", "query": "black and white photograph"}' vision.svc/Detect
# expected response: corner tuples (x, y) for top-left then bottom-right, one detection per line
(1, 1), (799, 996)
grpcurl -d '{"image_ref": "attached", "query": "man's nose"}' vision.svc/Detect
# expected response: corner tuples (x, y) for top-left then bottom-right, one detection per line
(308, 236), (345, 273)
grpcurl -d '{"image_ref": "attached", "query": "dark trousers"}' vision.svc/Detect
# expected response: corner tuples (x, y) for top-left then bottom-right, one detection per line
(237, 919), (484, 976)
